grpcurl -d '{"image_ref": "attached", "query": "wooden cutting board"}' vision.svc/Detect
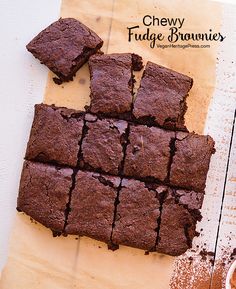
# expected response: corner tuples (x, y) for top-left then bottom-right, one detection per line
(1, 1), (236, 288)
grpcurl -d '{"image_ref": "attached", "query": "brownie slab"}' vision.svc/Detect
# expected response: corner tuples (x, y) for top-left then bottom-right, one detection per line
(112, 179), (163, 251)
(26, 18), (103, 83)
(169, 132), (215, 192)
(157, 189), (202, 256)
(65, 171), (120, 243)
(17, 161), (73, 232)
(133, 61), (193, 130)
(124, 124), (174, 181)
(88, 53), (143, 116)
(81, 116), (128, 175)
(25, 103), (84, 167)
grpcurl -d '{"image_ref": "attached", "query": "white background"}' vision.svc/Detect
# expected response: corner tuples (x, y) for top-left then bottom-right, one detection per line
(0, 0), (61, 272)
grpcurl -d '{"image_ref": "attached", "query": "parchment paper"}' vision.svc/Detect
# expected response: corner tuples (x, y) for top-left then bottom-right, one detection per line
(0, 0), (222, 288)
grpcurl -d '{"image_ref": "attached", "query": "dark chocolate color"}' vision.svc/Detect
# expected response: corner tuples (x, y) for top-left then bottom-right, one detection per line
(25, 103), (84, 167)
(65, 171), (120, 243)
(88, 53), (143, 116)
(169, 132), (215, 191)
(17, 161), (73, 232)
(112, 178), (161, 251)
(133, 61), (193, 130)
(157, 189), (200, 256)
(26, 18), (103, 82)
(81, 117), (128, 175)
(124, 124), (174, 181)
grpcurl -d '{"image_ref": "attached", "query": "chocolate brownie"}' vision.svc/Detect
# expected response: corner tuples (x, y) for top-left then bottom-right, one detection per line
(87, 53), (143, 116)
(112, 179), (163, 251)
(123, 124), (174, 181)
(17, 161), (73, 233)
(26, 18), (103, 83)
(25, 103), (84, 167)
(81, 115), (128, 175)
(157, 189), (202, 256)
(65, 171), (120, 243)
(133, 61), (193, 130)
(169, 132), (215, 191)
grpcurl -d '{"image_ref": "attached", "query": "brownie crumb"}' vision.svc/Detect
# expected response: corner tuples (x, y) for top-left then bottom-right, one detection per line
(200, 249), (215, 261)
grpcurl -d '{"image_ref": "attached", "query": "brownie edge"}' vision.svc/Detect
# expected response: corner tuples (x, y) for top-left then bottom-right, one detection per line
(17, 161), (73, 233)
(169, 132), (215, 192)
(25, 103), (84, 167)
(26, 18), (103, 83)
(133, 61), (193, 130)
(88, 53), (143, 116)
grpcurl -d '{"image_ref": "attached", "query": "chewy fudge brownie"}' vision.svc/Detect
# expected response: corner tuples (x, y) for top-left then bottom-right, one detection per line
(25, 103), (84, 167)
(157, 189), (203, 256)
(133, 61), (193, 130)
(26, 18), (103, 83)
(169, 132), (215, 192)
(112, 179), (163, 251)
(87, 53), (143, 116)
(123, 124), (174, 181)
(81, 115), (128, 175)
(17, 161), (73, 233)
(65, 171), (120, 243)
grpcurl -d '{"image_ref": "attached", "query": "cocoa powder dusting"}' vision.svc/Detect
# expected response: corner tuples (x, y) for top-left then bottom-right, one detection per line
(170, 247), (236, 289)
(169, 252), (212, 289)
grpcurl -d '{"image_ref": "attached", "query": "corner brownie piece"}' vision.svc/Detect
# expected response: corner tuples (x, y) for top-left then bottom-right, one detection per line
(157, 189), (203, 256)
(169, 132), (215, 192)
(25, 104), (84, 167)
(112, 179), (163, 251)
(133, 61), (193, 130)
(26, 18), (103, 83)
(88, 53), (143, 116)
(17, 161), (73, 233)
(123, 124), (174, 181)
(65, 171), (120, 243)
(81, 115), (128, 175)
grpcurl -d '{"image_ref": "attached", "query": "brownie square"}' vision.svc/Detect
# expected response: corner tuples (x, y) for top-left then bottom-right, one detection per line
(157, 189), (203, 256)
(124, 124), (174, 181)
(65, 171), (120, 243)
(88, 53), (143, 116)
(112, 179), (164, 251)
(169, 132), (215, 192)
(133, 61), (193, 130)
(17, 161), (73, 232)
(25, 103), (84, 167)
(81, 115), (128, 175)
(26, 18), (103, 83)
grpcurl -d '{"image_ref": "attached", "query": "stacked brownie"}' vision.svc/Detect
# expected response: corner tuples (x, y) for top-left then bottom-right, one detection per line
(20, 32), (215, 256)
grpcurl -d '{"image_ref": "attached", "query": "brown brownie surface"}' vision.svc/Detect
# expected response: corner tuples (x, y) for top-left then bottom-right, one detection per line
(25, 103), (84, 167)
(169, 132), (215, 191)
(157, 189), (201, 256)
(81, 116), (128, 175)
(17, 161), (73, 232)
(26, 18), (103, 82)
(65, 171), (120, 243)
(124, 124), (174, 181)
(133, 61), (193, 130)
(88, 53), (143, 116)
(112, 179), (161, 251)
